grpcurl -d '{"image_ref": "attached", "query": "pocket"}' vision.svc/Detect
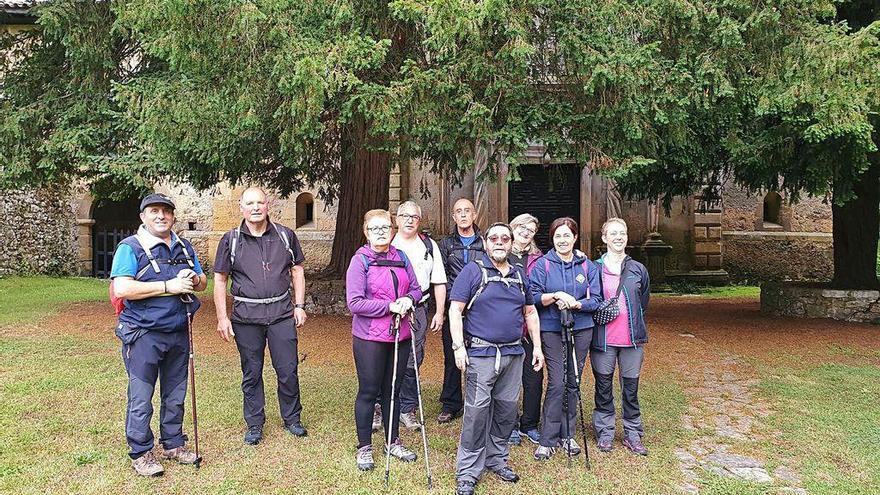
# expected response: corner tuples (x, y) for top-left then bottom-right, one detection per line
(114, 321), (146, 345)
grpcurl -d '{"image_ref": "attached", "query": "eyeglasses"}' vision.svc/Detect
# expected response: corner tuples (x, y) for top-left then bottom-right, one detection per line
(516, 225), (537, 236)
(487, 234), (512, 244)
(367, 225), (392, 234)
(398, 213), (421, 222)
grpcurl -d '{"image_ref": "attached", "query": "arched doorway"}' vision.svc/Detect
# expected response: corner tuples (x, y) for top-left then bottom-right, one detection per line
(91, 197), (141, 278)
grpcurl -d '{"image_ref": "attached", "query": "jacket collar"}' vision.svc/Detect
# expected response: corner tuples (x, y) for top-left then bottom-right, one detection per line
(238, 218), (278, 237)
(136, 225), (182, 250)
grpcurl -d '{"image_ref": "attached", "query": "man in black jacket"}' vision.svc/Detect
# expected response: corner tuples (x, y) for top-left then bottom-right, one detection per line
(436, 198), (485, 423)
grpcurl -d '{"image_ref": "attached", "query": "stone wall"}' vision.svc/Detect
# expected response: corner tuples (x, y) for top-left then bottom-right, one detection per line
(0, 186), (78, 276)
(761, 282), (880, 323)
(722, 185), (832, 233)
(303, 279), (350, 315)
(723, 231), (833, 282)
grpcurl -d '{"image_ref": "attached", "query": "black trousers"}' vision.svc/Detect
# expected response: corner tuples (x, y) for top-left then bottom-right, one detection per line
(353, 336), (412, 447)
(234, 318), (303, 428)
(519, 335), (544, 432)
(439, 316), (464, 413)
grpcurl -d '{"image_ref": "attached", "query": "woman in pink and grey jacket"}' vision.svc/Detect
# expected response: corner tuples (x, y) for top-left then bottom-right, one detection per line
(346, 209), (422, 471)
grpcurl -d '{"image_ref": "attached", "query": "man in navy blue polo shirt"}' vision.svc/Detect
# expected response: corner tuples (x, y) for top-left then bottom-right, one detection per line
(448, 222), (544, 495)
(110, 193), (207, 477)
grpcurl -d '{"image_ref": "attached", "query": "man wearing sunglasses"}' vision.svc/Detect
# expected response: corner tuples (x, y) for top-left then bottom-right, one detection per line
(437, 198), (485, 423)
(448, 223), (545, 495)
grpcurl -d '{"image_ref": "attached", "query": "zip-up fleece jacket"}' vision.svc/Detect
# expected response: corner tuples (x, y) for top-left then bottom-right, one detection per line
(592, 255), (650, 351)
(510, 250), (543, 337)
(530, 249), (602, 332)
(438, 226), (485, 292)
(346, 245), (422, 343)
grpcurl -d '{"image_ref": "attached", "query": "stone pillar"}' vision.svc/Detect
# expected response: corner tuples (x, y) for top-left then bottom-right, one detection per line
(692, 194), (723, 270)
(389, 163), (404, 213)
(76, 218), (95, 276)
(642, 231), (673, 286)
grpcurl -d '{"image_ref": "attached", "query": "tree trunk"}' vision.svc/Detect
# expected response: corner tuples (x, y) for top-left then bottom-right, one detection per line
(831, 162), (880, 289)
(322, 122), (390, 278)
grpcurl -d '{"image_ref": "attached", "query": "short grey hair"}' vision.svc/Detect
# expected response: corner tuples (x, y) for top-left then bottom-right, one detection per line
(397, 200), (422, 217)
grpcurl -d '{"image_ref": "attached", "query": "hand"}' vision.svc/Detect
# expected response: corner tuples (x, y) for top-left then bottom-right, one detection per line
(532, 346), (545, 371)
(395, 297), (414, 313)
(454, 347), (469, 371)
(389, 301), (401, 314)
(570, 300), (582, 310)
(177, 269), (196, 280)
(294, 307), (307, 327)
(166, 277), (194, 294)
(430, 312), (444, 333)
(217, 317), (235, 342)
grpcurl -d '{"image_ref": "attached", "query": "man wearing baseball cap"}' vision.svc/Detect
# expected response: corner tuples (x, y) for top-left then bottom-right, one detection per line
(110, 192), (208, 476)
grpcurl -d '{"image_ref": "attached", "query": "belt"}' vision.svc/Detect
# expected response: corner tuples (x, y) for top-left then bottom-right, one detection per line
(233, 290), (290, 304)
(468, 336), (522, 374)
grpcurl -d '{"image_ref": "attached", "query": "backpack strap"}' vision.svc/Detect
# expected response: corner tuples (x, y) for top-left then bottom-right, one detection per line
(419, 233), (433, 261)
(174, 233), (195, 269)
(133, 235), (161, 275)
(229, 226), (241, 267)
(271, 222), (296, 263)
(466, 259), (525, 310)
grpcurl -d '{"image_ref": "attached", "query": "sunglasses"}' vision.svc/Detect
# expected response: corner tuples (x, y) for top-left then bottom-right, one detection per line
(487, 234), (512, 244)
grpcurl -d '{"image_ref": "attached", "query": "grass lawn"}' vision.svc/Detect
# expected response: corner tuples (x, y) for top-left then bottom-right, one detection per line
(0, 278), (877, 494)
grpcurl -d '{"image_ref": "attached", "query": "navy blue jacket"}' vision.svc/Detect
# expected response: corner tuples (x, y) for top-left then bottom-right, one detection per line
(529, 249), (602, 332)
(592, 255), (650, 350)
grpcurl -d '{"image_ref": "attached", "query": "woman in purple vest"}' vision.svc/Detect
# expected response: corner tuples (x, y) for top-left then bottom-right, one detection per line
(346, 209), (423, 471)
(507, 213), (544, 446)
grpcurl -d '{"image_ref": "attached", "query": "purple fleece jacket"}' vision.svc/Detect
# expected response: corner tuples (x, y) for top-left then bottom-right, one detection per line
(346, 244), (422, 342)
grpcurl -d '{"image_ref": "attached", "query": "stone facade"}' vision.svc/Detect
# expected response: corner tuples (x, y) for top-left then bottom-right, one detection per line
(0, 186), (78, 276)
(723, 232), (833, 283)
(761, 282), (880, 323)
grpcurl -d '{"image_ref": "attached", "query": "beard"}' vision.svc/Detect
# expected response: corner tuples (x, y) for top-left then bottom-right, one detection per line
(489, 250), (509, 263)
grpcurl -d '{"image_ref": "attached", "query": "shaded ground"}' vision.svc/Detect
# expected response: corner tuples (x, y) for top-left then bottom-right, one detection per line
(1, 292), (878, 494)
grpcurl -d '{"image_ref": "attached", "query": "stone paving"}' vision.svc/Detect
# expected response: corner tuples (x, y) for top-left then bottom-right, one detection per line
(675, 350), (806, 494)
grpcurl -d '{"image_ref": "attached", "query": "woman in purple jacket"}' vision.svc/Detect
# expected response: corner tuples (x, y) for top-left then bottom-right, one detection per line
(346, 209), (423, 471)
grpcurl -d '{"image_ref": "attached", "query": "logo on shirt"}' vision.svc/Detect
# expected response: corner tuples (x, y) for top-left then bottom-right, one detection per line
(576, 273), (586, 284)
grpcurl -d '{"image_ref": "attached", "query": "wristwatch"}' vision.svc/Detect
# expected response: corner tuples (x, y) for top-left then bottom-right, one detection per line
(294, 303), (305, 309)
(451, 341), (464, 351)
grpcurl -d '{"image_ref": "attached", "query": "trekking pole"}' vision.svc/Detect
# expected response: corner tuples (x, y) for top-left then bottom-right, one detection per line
(384, 312), (402, 487)
(560, 307), (572, 466)
(562, 308), (590, 470)
(181, 293), (203, 469)
(409, 311), (433, 490)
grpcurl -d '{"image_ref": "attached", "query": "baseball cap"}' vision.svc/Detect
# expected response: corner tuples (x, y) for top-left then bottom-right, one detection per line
(139, 193), (176, 212)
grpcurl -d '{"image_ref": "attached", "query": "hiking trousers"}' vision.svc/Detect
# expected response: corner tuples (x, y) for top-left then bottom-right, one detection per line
(455, 353), (523, 483)
(234, 317), (303, 428)
(539, 329), (591, 448)
(439, 316), (464, 413)
(399, 304), (428, 414)
(122, 330), (189, 459)
(591, 345), (645, 442)
(353, 336), (412, 447)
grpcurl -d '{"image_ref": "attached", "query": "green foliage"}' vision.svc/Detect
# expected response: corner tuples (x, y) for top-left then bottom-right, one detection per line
(0, 277), (107, 325)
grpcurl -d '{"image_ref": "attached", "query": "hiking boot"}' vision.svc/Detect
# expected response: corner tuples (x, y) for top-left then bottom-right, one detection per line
(508, 428), (522, 446)
(131, 451), (164, 477)
(356, 445), (375, 471)
(437, 409), (462, 424)
(385, 439), (417, 462)
(522, 428), (540, 444)
(285, 422), (308, 437)
(623, 436), (649, 456)
(244, 425), (263, 445)
(534, 445), (556, 460)
(492, 466), (520, 483)
(162, 445), (199, 465)
(372, 404), (382, 432)
(559, 438), (581, 457)
(400, 411), (422, 431)
(455, 480), (475, 495)
(597, 438), (613, 453)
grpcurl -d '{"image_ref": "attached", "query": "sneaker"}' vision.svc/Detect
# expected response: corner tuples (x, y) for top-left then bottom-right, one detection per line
(131, 451), (164, 477)
(372, 404), (382, 432)
(385, 439), (417, 462)
(285, 422), (308, 437)
(597, 438), (613, 452)
(508, 428), (522, 446)
(558, 438), (581, 457)
(437, 409), (462, 424)
(356, 445), (375, 471)
(522, 429), (540, 444)
(400, 411), (422, 431)
(534, 445), (556, 460)
(455, 480), (476, 495)
(623, 436), (649, 456)
(162, 445), (199, 464)
(244, 425), (263, 445)
(492, 466), (520, 483)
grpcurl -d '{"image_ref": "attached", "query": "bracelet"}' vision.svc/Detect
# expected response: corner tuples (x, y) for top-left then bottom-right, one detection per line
(163, 280), (167, 293)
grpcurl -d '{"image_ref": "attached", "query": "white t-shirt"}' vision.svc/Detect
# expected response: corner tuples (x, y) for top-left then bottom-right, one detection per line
(392, 234), (448, 301)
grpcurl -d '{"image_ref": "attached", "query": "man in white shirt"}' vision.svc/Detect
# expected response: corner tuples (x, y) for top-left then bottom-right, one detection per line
(391, 200), (448, 430)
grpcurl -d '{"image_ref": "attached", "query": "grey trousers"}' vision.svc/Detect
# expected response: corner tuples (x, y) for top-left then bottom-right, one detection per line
(590, 345), (645, 442)
(455, 352), (524, 483)
(539, 330), (591, 447)
(399, 304), (428, 414)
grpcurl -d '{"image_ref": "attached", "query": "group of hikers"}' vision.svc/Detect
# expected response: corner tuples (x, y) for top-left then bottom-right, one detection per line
(111, 189), (650, 494)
